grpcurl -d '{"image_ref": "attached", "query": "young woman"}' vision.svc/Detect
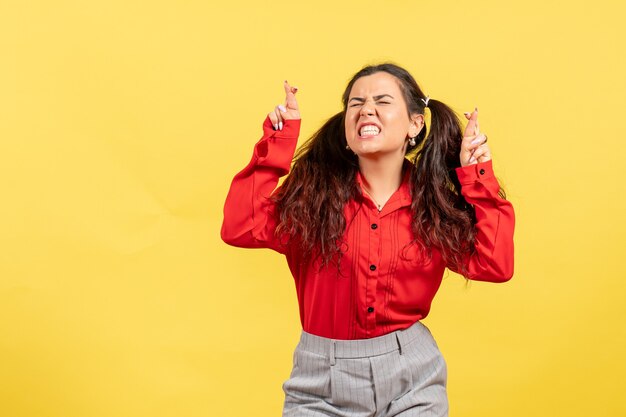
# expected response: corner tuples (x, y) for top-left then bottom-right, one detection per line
(221, 63), (515, 417)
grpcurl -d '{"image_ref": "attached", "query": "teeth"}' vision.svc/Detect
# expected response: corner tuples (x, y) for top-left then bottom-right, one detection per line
(360, 125), (380, 136)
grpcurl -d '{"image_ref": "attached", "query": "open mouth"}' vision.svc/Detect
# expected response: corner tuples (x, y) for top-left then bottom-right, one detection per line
(359, 125), (381, 138)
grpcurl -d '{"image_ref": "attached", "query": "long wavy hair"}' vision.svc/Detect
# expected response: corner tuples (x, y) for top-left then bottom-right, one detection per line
(272, 63), (505, 277)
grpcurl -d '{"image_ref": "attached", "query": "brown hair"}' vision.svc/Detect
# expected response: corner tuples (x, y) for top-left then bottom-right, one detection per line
(272, 63), (505, 277)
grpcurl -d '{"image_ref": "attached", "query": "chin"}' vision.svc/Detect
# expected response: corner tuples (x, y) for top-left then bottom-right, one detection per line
(354, 146), (382, 157)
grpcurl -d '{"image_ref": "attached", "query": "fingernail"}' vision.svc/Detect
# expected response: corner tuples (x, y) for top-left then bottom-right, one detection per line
(273, 124), (278, 130)
(279, 121), (283, 130)
(471, 134), (485, 145)
(475, 107), (478, 112)
(469, 156), (476, 163)
(293, 87), (298, 92)
(278, 105), (287, 112)
(463, 112), (470, 116)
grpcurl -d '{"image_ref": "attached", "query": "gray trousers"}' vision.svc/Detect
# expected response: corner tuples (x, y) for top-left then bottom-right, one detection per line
(282, 321), (448, 417)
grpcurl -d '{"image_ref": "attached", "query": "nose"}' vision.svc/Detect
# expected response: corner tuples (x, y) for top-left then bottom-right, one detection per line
(360, 99), (376, 116)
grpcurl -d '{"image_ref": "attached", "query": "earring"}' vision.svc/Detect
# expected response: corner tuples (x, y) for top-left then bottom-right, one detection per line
(408, 136), (416, 146)
(346, 144), (351, 150)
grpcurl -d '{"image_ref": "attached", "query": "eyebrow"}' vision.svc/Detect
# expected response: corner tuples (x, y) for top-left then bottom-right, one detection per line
(348, 94), (395, 103)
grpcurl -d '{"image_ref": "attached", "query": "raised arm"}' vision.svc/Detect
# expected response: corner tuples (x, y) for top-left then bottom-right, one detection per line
(220, 81), (301, 253)
(453, 160), (515, 281)
(450, 109), (515, 281)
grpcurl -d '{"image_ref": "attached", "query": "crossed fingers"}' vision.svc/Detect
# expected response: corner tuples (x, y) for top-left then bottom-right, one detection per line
(461, 108), (491, 166)
(268, 80), (300, 130)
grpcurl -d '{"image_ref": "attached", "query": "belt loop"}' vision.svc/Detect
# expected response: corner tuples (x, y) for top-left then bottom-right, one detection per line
(395, 332), (404, 355)
(330, 341), (336, 366)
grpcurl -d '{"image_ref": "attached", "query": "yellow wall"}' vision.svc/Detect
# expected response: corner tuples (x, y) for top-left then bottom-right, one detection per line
(1, 1), (624, 416)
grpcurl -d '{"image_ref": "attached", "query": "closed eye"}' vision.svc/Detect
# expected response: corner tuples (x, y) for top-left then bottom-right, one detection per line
(349, 101), (390, 107)
(348, 94), (395, 107)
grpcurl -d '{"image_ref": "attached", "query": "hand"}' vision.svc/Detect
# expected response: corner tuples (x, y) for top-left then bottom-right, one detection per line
(268, 80), (300, 130)
(460, 108), (491, 167)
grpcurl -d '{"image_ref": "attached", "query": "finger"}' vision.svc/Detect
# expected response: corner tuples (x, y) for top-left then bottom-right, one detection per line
(275, 109), (283, 130)
(472, 145), (488, 158)
(461, 134), (484, 157)
(277, 104), (286, 123)
(283, 80), (292, 95)
(462, 108), (479, 138)
(462, 132), (485, 163)
(268, 111), (279, 130)
(467, 145), (488, 164)
(275, 106), (284, 130)
(477, 148), (492, 163)
(471, 144), (491, 160)
(284, 80), (299, 111)
(469, 133), (487, 148)
(460, 134), (477, 157)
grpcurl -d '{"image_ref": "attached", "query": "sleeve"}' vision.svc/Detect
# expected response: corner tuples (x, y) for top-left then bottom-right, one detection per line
(450, 159), (515, 282)
(220, 116), (301, 254)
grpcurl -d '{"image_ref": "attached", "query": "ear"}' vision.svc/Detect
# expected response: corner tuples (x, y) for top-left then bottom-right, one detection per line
(408, 113), (425, 137)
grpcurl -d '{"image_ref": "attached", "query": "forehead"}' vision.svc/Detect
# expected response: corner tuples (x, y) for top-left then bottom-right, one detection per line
(349, 72), (402, 96)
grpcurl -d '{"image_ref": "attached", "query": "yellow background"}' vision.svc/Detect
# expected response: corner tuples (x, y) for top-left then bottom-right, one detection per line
(1, 1), (624, 416)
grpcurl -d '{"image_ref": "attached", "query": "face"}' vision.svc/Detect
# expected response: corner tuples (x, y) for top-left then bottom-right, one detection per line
(345, 71), (423, 158)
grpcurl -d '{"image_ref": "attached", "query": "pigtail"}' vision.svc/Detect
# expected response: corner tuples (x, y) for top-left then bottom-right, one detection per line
(272, 111), (360, 265)
(409, 99), (476, 277)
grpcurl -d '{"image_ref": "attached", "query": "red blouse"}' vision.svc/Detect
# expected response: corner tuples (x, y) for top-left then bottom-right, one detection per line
(221, 117), (515, 340)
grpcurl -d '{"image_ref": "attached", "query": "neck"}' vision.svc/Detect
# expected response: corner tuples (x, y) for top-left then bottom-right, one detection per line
(358, 153), (405, 209)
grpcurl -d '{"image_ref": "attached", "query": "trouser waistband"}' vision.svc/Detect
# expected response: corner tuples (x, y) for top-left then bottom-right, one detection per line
(298, 321), (430, 365)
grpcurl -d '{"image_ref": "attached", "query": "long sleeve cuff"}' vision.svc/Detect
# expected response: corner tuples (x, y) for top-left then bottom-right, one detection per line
(253, 117), (301, 174)
(262, 116), (301, 140)
(455, 159), (495, 185)
(455, 160), (503, 197)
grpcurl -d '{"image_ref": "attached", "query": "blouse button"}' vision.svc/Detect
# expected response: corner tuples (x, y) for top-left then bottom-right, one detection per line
(370, 265), (377, 271)
(367, 307), (375, 313)
(371, 223), (378, 230)
(479, 168), (485, 175)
